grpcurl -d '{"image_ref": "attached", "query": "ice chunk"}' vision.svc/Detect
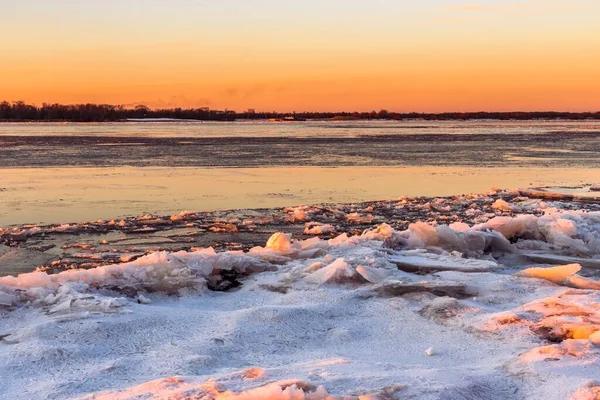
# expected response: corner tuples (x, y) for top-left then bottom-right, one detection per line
(250, 233), (324, 262)
(517, 264), (600, 290)
(406, 222), (438, 248)
(475, 215), (538, 239)
(361, 223), (397, 241)
(265, 232), (294, 252)
(0, 247), (271, 309)
(303, 258), (357, 284)
(398, 221), (514, 254)
(284, 205), (309, 221)
(561, 275), (600, 290)
(472, 210), (600, 257)
(522, 253), (600, 270)
(492, 199), (512, 212)
(304, 222), (334, 235)
(389, 252), (497, 273)
(137, 294), (152, 304)
(346, 212), (374, 224)
(449, 222), (470, 232)
(355, 265), (391, 283)
(521, 339), (596, 362)
(517, 264), (582, 284)
(304, 262), (323, 273)
(48, 299), (73, 314)
(0, 291), (16, 306)
(371, 280), (474, 299)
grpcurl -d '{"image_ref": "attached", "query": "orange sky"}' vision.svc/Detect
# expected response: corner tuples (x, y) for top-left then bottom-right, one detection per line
(1, 1), (599, 111)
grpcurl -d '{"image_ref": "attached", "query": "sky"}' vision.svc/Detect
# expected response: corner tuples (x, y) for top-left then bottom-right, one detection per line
(1, 0), (599, 112)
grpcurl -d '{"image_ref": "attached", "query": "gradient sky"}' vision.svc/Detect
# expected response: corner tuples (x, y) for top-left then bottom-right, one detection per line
(1, 0), (599, 111)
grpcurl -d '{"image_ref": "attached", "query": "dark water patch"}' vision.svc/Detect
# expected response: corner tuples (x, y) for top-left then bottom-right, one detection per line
(1, 132), (599, 168)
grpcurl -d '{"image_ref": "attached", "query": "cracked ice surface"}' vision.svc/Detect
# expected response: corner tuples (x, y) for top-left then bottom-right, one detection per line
(1, 189), (600, 399)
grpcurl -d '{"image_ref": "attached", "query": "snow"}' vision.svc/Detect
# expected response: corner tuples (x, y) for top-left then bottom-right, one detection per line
(3, 191), (600, 399)
(570, 383), (600, 400)
(80, 377), (332, 400)
(520, 339), (599, 362)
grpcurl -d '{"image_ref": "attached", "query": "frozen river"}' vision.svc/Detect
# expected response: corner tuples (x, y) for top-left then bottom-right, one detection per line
(1, 120), (600, 168)
(2, 121), (600, 399)
(1, 120), (599, 226)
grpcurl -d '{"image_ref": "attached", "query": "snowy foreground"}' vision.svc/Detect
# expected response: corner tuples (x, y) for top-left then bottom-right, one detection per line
(2, 189), (600, 399)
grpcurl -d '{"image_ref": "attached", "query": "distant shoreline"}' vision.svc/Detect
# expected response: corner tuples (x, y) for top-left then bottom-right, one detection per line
(1, 101), (599, 122)
(2, 116), (600, 123)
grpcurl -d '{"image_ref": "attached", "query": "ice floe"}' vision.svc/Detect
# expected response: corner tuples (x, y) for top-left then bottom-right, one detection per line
(2, 189), (600, 399)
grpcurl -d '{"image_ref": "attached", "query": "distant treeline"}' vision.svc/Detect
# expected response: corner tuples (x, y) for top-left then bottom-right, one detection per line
(0, 101), (236, 122)
(1, 101), (599, 122)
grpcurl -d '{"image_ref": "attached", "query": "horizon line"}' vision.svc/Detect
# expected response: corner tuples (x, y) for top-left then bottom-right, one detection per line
(2, 101), (599, 115)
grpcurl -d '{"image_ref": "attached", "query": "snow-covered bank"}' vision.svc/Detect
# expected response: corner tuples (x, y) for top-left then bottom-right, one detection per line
(2, 191), (600, 399)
